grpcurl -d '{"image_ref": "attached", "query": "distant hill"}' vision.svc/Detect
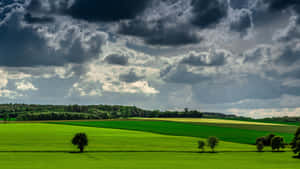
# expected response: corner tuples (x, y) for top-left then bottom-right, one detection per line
(0, 104), (299, 124)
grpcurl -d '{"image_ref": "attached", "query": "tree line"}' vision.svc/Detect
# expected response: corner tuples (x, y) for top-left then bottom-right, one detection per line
(0, 104), (266, 121)
(1, 104), (206, 121)
(16, 112), (100, 121)
(254, 127), (300, 158)
(2, 104), (300, 124)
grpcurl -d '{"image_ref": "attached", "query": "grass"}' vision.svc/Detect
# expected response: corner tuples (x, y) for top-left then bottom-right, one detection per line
(0, 123), (253, 152)
(0, 152), (299, 169)
(135, 118), (298, 134)
(53, 120), (295, 144)
(0, 122), (298, 169)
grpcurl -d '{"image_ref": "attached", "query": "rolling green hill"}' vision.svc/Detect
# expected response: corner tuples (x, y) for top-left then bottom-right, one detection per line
(0, 123), (252, 152)
(135, 117), (299, 133)
(53, 120), (295, 144)
(0, 121), (299, 169)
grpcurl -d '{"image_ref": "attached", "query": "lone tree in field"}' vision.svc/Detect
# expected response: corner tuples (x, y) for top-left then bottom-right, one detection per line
(271, 136), (285, 151)
(256, 136), (265, 145)
(265, 134), (276, 146)
(256, 134), (276, 146)
(208, 136), (219, 152)
(291, 127), (300, 157)
(256, 141), (264, 152)
(198, 140), (205, 152)
(72, 133), (88, 153)
(3, 112), (9, 122)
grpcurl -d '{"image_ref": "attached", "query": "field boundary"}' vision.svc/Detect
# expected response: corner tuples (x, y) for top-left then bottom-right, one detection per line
(0, 150), (293, 153)
(133, 118), (292, 126)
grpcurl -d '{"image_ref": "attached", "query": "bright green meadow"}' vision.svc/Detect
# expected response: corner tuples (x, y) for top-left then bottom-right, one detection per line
(0, 123), (254, 152)
(0, 119), (299, 169)
(1, 151), (299, 169)
(54, 120), (295, 144)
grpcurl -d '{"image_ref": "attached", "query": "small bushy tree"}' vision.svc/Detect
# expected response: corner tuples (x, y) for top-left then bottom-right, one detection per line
(292, 140), (300, 157)
(256, 137), (265, 145)
(208, 136), (219, 152)
(256, 141), (264, 152)
(291, 127), (300, 157)
(3, 112), (9, 122)
(198, 140), (205, 152)
(271, 136), (285, 151)
(72, 133), (88, 152)
(265, 134), (275, 146)
(256, 134), (276, 146)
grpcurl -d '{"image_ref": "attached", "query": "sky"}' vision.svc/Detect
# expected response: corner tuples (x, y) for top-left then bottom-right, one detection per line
(0, 0), (300, 118)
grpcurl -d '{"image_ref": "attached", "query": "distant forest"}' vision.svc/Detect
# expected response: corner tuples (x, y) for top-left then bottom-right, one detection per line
(0, 104), (299, 123)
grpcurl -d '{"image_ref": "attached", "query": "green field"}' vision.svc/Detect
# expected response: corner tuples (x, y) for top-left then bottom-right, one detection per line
(0, 119), (299, 169)
(1, 152), (299, 169)
(136, 118), (299, 134)
(0, 123), (253, 152)
(54, 120), (295, 144)
(136, 117), (287, 126)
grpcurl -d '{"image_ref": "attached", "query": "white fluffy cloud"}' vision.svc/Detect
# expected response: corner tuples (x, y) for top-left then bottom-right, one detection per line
(16, 80), (38, 91)
(0, 69), (23, 98)
(69, 61), (160, 96)
(0, 69), (8, 89)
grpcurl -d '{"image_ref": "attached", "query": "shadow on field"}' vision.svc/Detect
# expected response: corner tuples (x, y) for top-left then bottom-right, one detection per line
(0, 150), (292, 154)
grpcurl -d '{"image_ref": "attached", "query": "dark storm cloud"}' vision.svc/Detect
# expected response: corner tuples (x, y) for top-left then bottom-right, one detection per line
(230, 10), (252, 33)
(24, 0), (69, 23)
(160, 65), (172, 78)
(26, 0), (151, 23)
(23, 13), (54, 23)
(265, 0), (300, 12)
(119, 70), (144, 83)
(264, 0), (300, 23)
(119, 20), (201, 46)
(283, 86), (300, 97)
(0, 15), (105, 67)
(0, 0), (25, 7)
(117, 0), (229, 46)
(281, 68), (300, 79)
(24, 0), (205, 47)
(26, 0), (69, 14)
(274, 45), (300, 66)
(190, 0), (228, 28)
(243, 46), (271, 63)
(191, 75), (286, 104)
(66, 0), (152, 22)
(105, 54), (129, 66)
(229, 0), (249, 9)
(0, 0), (24, 22)
(180, 52), (227, 67)
(3, 0), (300, 115)
(24, 0), (233, 46)
(161, 64), (210, 84)
(274, 16), (300, 43)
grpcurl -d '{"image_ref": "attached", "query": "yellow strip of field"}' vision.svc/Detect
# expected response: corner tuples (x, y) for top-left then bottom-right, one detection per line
(136, 118), (285, 126)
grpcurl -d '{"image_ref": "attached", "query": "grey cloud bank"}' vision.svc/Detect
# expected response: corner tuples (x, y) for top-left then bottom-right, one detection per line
(0, 0), (300, 118)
